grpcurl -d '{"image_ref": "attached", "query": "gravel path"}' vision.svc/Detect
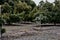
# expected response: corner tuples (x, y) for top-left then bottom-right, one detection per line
(2, 24), (60, 40)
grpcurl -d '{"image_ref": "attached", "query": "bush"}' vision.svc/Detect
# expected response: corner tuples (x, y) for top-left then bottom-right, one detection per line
(1, 28), (6, 34)
(6, 14), (20, 24)
(0, 16), (4, 25)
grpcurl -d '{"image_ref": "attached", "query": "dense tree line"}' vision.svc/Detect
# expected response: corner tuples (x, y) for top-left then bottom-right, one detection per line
(0, 0), (60, 24)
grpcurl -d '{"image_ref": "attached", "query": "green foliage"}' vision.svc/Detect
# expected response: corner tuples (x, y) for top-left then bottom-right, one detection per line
(6, 14), (20, 24)
(0, 15), (4, 24)
(1, 0), (60, 24)
(37, 0), (60, 24)
(28, 1), (36, 9)
(20, 0), (36, 9)
(2, 3), (12, 13)
(1, 28), (6, 34)
(16, 1), (32, 13)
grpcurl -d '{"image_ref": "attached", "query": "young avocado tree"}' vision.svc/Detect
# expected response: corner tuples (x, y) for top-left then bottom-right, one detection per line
(0, 16), (6, 39)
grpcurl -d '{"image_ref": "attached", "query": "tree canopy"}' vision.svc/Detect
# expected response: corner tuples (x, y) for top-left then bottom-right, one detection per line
(0, 0), (60, 24)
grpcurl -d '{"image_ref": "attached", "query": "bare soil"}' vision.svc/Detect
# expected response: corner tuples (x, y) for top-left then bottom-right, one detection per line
(1, 24), (60, 40)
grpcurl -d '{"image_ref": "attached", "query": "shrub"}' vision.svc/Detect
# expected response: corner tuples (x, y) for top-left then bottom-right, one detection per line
(1, 28), (6, 34)
(6, 14), (20, 24)
(0, 16), (4, 25)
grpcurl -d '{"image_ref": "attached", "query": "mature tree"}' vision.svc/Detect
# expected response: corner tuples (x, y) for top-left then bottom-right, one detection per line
(6, 14), (20, 24)
(20, 0), (36, 9)
(16, 1), (32, 13)
(1, 3), (12, 13)
(38, 0), (44, 8)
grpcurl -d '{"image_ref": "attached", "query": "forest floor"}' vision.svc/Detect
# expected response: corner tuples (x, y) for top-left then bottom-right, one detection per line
(1, 23), (60, 40)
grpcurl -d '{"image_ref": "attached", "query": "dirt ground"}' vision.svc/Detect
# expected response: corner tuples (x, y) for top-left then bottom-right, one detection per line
(1, 24), (60, 40)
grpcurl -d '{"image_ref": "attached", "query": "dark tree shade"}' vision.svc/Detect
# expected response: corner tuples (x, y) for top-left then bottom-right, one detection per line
(0, 0), (5, 5)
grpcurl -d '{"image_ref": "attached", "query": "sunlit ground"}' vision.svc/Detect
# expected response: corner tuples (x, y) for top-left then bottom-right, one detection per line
(2, 24), (60, 40)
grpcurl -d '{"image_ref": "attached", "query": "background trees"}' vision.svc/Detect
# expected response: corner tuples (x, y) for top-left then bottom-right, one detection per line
(0, 0), (60, 24)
